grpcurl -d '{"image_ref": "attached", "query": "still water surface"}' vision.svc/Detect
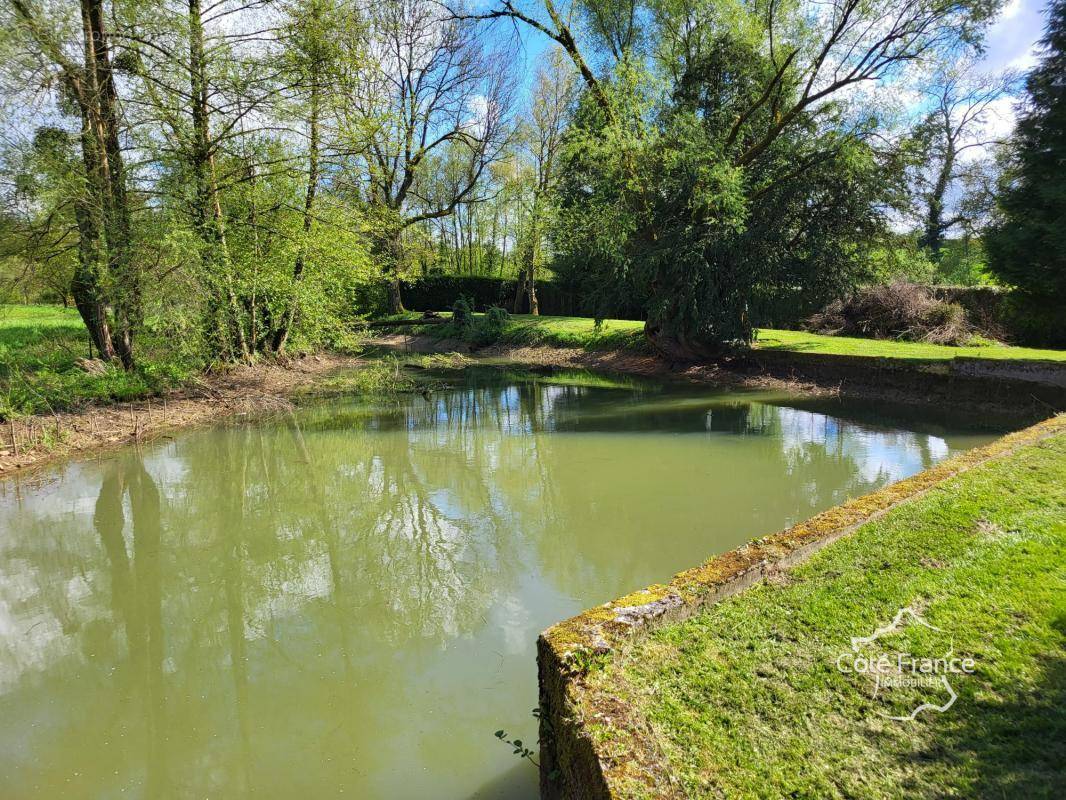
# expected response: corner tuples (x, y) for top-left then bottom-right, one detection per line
(0, 368), (999, 799)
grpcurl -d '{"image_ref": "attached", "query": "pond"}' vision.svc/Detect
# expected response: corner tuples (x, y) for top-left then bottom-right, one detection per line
(0, 367), (1001, 799)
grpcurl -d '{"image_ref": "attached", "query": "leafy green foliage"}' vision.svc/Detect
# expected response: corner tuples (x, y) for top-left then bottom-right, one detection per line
(552, 12), (899, 356)
(451, 294), (475, 327)
(314, 358), (415, 396)
(0, 305), (192, 419)
(986, 0), (1066, 299)
(493, 728), (539, 767)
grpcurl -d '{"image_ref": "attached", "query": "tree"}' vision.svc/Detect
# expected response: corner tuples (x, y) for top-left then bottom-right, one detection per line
(272, 0), (351, 353)
(338, 0), (514, 312)
(986, 0), (1066, 300)
(512, 47), (577, 314)
(4, 0), (139, 366)
(461, 0), (1000, 357)
(909, 63), (1017, 261)
(0, 128), (81, 306)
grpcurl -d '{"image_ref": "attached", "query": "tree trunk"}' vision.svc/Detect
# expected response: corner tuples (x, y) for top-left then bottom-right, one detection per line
(644, 319), (731, 362)
(386, 226), (406, 314)
(188, 0), (250, 361)
(388, 275), (406, 314)
(86, 0), (136, 369)
(71, 2), (119, 363)
(526, 209), (539, 315)
(274, 58), (320, 354)
(512, 268), (529, 314)
(921, 141), (955, 262)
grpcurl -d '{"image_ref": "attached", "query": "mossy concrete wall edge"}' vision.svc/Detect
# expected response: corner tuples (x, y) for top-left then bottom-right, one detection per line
(536, 413), (1066, 800)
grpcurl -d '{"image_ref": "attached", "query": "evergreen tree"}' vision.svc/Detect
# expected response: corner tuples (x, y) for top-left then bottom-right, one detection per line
(986, 0), (1066, 299)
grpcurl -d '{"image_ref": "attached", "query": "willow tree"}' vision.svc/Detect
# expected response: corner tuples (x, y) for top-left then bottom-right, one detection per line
(463, 0), (1000, 357)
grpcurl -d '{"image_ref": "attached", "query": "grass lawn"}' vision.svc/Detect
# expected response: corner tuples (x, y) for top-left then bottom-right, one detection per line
(386, 311), (650, 351)
(582, 429), (1066, 798)
(0, 304), (188, 419)
(755, 327), (1066, 362)
(384, 312), (1066, 362)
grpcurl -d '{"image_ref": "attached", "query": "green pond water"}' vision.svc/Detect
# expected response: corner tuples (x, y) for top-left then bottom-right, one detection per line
(0, 368), (1001, 799)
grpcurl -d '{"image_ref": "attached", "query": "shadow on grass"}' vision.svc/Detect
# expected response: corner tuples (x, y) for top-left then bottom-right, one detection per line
(914, 614), (1066, 798)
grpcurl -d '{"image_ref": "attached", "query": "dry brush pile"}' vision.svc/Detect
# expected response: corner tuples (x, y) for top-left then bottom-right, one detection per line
(805, 282), (987, 346)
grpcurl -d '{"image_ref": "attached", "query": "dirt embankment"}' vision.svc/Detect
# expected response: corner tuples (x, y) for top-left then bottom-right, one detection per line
(0, 354), (362, 480)
(373, 333), (821, 390)
(5, 336), (1061, 480)
(374, 334), (1063, 423)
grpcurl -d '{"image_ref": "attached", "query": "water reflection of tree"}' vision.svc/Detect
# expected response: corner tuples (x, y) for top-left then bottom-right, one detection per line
(0, 376), (963, 798)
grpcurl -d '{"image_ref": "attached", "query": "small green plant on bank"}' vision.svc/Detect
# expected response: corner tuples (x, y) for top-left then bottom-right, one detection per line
(493, 729), (539, 768)
(413, 352), (473, 370)
(472, 305), (510, 345)
(451, 295), (475, 327)
(567, 646), (611, 675)
(320, 358), (416, 396)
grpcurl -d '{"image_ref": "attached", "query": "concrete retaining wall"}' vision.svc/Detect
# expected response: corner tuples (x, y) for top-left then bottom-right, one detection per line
(535, 414), (1066, 799)
(746, 350), (1066, 422)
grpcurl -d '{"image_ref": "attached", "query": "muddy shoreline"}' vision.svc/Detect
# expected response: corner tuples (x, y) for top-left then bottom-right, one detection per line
(377, 334), (1063, 425)
(0, 354), (364, 480)
(3, 337), (1060, 480)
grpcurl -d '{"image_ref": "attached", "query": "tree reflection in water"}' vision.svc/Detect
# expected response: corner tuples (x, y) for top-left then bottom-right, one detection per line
(0, 369), (996, 798)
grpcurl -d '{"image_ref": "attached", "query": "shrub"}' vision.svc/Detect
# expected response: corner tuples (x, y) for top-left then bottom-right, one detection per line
(471, 306), (510, 345)
(451, 295), (474, 327)
(805, 282), (978, 345)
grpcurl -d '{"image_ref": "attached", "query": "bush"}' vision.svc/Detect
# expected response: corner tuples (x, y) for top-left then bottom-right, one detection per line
(472, 306), (510, 345)
(451, 295), (475, 327)
(1000, 295), (1066, 349)
(805, 282), (978, 345)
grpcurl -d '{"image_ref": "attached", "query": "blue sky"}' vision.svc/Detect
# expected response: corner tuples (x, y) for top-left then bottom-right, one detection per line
(981, 0), (1054, 73)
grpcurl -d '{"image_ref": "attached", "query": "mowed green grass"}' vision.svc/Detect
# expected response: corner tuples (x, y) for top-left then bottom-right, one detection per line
(755, 326), (1066, 362)
(0, 304), (187, 419)
(583, 430), (1066, 798)
(387, 312), (1066, 362)
(0, 304), (91, 368)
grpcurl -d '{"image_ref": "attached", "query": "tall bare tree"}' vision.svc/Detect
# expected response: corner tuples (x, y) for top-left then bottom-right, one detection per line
(512, 47), (576, 314)
(339, 0), (514, 312)
(911, 63), (1018, 260)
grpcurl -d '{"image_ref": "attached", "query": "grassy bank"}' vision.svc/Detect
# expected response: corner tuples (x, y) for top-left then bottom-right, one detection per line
(385, 312), (1066, 362)
(755, 327), (1066, 361)
(0, 304), (190, 419)
(384, 312), (649, 351)
(579, 428), (1066, 798)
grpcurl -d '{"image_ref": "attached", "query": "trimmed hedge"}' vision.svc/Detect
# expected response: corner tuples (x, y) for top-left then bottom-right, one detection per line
(397, 276), (816, 328)
(398, 275), (638, 319)
(396, 277), (1061, 347)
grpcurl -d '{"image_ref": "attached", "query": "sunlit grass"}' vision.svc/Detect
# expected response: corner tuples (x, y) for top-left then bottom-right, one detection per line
(386, 311), (1066, 362)
(755, 327), (1066, 362)
(584, 431), (1066, 798)
(0, 304), (190, 419)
